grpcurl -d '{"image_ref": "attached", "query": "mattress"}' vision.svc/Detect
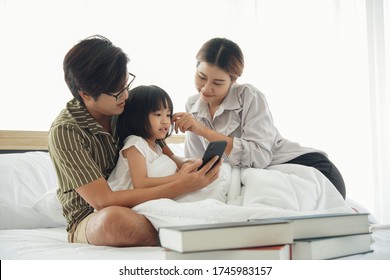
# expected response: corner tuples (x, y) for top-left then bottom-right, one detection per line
(0, 227), (166, 260)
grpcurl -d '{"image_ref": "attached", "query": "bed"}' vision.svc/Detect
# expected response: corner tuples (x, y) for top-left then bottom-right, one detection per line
(0, 130), (389, 260)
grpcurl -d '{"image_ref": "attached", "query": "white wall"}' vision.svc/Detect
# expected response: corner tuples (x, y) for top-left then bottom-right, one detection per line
(0, 0), (381, 221)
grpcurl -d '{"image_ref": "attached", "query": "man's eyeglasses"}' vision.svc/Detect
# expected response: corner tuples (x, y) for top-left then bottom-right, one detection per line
(104, 72), (136, 101)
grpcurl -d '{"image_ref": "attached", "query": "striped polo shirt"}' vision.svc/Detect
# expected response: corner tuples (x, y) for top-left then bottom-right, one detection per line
(48, 98), (119, 232)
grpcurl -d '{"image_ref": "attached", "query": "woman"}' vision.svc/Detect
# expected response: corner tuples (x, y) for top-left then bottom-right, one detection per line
(173, 37), (346, 199)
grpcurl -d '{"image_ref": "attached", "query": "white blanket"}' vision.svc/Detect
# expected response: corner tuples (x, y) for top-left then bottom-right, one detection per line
(133, 163), (355, 229)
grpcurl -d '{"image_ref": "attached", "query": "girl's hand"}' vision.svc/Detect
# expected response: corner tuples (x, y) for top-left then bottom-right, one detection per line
(173, 112), (204, 135)
(176, 158), (196, 174)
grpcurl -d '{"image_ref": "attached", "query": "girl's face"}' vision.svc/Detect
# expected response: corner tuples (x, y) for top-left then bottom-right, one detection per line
(195, 62), (233, 107)
(148, 103), (172, 141)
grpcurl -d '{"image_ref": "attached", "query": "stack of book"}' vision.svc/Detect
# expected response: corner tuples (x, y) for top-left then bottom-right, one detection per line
(158, 213), (372, 260)
(160, 219), (293, 260)
(281, 212), (372, 259)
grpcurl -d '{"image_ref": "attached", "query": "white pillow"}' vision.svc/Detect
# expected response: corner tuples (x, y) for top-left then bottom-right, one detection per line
(33, 188), (66, 225)
(0, 151), (64, 229)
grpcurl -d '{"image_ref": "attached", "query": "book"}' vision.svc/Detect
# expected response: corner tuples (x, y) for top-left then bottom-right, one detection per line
(252, 212), (370, 239)
(158, 220), (293, 253)
(291, 233), (373, 260)
(164, 244), (291, 260)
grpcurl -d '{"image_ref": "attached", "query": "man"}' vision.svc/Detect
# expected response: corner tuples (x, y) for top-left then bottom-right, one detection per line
(48, 35), (221, 247)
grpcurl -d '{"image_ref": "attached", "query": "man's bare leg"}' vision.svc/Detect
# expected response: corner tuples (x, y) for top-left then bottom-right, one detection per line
(85, 206), (158, 247)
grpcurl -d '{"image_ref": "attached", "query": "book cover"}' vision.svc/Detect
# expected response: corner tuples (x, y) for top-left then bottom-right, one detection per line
(291, 233), (373, 260)
(164, 244), (291, 260)
(251, 212), (370, 239)
(158, 220), (293, 253)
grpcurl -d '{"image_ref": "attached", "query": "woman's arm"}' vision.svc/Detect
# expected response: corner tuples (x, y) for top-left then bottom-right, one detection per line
(174, 86), (277, 168)
(225, 89), (276, 168)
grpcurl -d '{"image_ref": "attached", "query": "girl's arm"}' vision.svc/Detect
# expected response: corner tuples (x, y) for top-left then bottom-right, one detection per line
(162, 145), (194, 168)
(124, 146), (179, 189)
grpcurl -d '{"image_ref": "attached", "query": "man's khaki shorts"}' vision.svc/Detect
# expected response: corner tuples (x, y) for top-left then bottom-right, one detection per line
(68, 212), (97, 244)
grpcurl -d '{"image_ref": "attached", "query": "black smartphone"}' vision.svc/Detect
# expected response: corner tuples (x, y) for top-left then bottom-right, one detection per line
(197, 140), (227, 170)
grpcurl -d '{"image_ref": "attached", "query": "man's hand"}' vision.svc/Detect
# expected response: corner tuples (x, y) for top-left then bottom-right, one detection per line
(176, 155), (222, 194)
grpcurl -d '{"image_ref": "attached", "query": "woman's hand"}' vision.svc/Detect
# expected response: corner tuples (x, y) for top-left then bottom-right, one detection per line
(173, 112), (234, 156)
(173, 112), (205, 135)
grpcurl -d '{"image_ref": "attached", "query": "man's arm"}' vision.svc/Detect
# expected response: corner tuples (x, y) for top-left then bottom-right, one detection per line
(76, 156), (221, 210)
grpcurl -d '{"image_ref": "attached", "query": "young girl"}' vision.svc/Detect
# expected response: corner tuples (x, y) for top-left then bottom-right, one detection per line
(107, 85), (229, 202)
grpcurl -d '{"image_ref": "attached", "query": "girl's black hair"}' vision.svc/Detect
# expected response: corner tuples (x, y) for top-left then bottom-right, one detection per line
(117, 85), (174, 147)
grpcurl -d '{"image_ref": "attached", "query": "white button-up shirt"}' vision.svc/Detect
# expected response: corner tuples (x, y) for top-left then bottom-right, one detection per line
(184, 83), (325, 168)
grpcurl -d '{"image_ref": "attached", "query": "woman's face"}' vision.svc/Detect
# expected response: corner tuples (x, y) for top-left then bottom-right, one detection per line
(195, 62), (233, 107)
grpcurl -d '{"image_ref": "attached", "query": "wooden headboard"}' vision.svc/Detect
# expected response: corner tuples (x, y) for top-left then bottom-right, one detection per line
(0, 130), (49, 151)
(0, 130), (184, 152)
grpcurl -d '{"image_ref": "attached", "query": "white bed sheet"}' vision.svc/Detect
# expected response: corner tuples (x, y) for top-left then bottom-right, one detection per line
(0, 226), (389, 260)
(133, 163), (355, 230)
(0, 227), (166, 260)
